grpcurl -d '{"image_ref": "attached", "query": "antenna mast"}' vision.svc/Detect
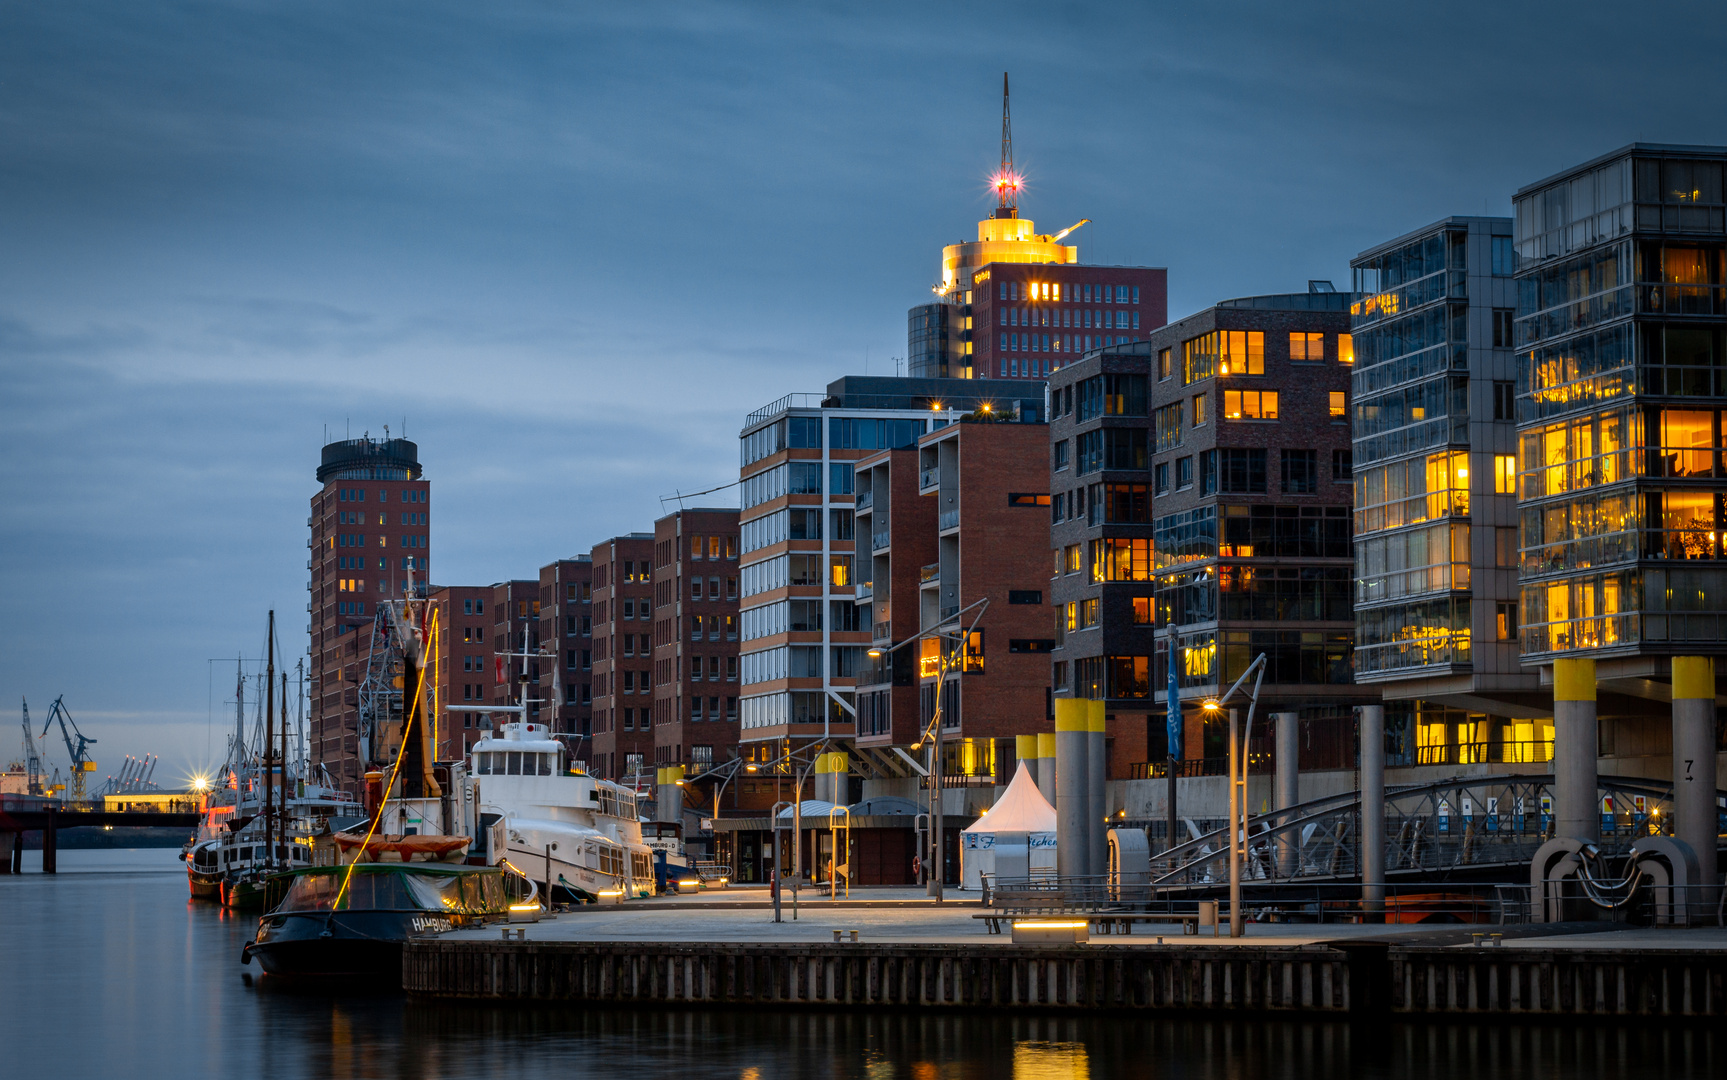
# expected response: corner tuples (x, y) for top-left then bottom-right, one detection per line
(993, 72), (1019, 216)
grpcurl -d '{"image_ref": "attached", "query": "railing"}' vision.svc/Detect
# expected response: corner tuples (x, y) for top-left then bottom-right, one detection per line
(920, 774), (999, 790)
(920, 467), (940, 489)
(939, 509), (960, 531)
(855, 489), (874, 510)
(745, 392), (823, 426)
(1130, 757), (1269, 780)
(941, 605), (959, 620)
(855, 583), (872, 602)
(1415, 740), (1553, 766)
(873, 621), (893, 642)
(871, 531), (891, 551)
(920, 562), (940, 583)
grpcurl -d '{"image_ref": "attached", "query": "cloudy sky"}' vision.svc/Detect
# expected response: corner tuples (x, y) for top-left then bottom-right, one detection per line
(2, 2), (1723, 783)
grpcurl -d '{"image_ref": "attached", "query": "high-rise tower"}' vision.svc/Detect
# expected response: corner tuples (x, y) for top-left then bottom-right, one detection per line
(909, 74), (1166, 381)
(307, 435), (429, 793)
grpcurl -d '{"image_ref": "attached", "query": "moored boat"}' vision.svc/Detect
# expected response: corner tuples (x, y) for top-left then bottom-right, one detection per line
(242, 861), (523, 981)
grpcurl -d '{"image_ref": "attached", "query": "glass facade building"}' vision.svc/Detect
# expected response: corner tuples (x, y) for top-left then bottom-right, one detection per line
(1513, 145), (1727, 667)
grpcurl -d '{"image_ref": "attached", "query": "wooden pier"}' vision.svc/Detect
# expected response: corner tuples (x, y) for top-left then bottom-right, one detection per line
(404, 937), (1727, 1018)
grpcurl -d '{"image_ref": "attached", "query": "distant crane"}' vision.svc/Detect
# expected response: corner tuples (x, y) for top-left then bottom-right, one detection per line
(20, 698), (45, 796)
(41, 696), (96, 801)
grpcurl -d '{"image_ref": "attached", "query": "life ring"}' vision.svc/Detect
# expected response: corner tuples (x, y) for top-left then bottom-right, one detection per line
(912, 854), (922, 877)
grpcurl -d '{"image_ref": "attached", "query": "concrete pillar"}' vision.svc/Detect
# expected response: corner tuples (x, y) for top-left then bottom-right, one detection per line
(1553, 658), (1599, 843)
(1087, 700), (1108, 880)
(656, 765), (684, 824)
(1016, 734), (1040, 790)
(1359, 704), (1384, 913)
(813, 752), (848, 806)
(1035, 732), (1058, 808)
(42, 811), (56, 874)
(9, 831), (19, 874)
(1671, 657), (1718, 905)
(0, 830), (12, 874)
(1273, 711), (1299, 878)
(1054, 699), (1089, 878)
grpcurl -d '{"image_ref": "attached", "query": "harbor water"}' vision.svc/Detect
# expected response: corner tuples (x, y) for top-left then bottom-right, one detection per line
(1, 849), (1723, 1080)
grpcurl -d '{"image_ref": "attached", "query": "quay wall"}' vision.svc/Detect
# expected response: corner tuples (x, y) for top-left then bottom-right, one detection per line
(403, 940), (1727, 1018)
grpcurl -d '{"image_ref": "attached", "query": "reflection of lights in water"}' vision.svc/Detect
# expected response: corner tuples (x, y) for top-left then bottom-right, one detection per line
(1014, 1043), (1090, 1080)
(740, 1070), (762, 1080)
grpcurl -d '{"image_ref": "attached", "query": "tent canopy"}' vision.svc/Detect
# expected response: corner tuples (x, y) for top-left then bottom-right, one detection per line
(961, 761), (1055, 834)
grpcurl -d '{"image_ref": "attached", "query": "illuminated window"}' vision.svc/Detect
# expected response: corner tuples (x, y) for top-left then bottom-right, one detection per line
(1080, 598), (1099, 628)
(1222, 390), (1279, 420)
(1064, 544), (1081, 574)
(1218, 331), (1264, 375)
(1495, 455), (1516, 494)
(1290, 332), (1323, 361)
(1132, 597), (1154, 625)
(1154, 402), (1183, 451)
(1158, 347), (1172, 381)
(1329, 391), (1345, 418)
(1063, 602), (1077, 633)
(1101, 538), (1154, 581)
(1192, 393), (1208, 426)
(1337, 334), (1354, 364)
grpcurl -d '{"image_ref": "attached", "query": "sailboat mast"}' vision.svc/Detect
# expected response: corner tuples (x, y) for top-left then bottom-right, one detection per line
(265, 611), (276, 869)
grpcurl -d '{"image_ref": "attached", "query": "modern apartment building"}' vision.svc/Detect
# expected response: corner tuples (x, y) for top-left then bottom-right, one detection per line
(588, 534), (656, 784)
(1511, 145), (1727, 868)
(737, 376), (1044, 773)
(536, 557), (594, 756)
(855, 416), (1054, 782)
(1050, 289), (1373, 786)
(431, 583), (493, 760)
(649, 508), (741, 777)
(1349, 218), (1546, 764)
(307, 436), (430, 793)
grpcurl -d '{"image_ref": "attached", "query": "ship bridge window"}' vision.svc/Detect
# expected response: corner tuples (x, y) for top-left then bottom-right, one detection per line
(505, 752), (522, 775)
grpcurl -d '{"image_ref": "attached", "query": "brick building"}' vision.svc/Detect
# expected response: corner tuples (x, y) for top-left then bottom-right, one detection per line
(489, 579), (540, 729)
(851, 447), (938, 749)
(430, 583), (493, 760)
(308, 436), (430, 794)
(1146, 290), (1374, 772)
(589, 534), (656, 785)
(536, 557), (594, 759)
(649, 508), (741, 778)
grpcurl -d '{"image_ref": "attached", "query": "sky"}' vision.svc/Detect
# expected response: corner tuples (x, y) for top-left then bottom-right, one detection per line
(2, 1), (1725, 786)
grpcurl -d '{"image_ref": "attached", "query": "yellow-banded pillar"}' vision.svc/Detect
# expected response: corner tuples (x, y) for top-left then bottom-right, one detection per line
(1672, 657), (1717, 899)
(1086, 700), (1108, 879)
(814, 751), (848, 806)
(1016, 734), (1040, 789)
(1054, 699), (1090, 878)
(1553, 658), (1598, 843)
(1036, 731), (1058, 808)
(656, 765), (685, 824)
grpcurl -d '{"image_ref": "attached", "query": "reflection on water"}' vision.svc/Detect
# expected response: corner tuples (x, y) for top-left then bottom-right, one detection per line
(0, 850), (1721, 1080)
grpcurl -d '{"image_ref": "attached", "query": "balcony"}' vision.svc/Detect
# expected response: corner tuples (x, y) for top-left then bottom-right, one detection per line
(940, 604), (959, 621)
(873, 621), (893, 642)
(856, 581), (873, 602)
(745, 391), (823, 427)
(855, 489), (874, 511)
(919, 562), (940, 584)
(939, 509), (960, 531)
(919, 467), (940, 491)
(872, 530), (892, 552)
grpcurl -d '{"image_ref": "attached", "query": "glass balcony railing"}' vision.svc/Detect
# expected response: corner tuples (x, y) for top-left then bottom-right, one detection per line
(920, 562), (940, 583)
(872, 531), (891, 551)
(939, 509), (960, 531)
(920, 467), (940, 489)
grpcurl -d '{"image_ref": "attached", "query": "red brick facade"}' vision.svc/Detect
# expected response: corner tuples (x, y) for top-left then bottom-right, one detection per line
(589, 535), (656, 786)
(649, 509), (741, 777)
(972, 263), (1168, 381)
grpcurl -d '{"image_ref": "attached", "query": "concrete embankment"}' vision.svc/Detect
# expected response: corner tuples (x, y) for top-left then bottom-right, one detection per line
(404, 935), (1727, 1018)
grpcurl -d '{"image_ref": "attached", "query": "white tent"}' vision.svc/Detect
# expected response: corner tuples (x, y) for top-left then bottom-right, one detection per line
(959, 761), (1057, 889)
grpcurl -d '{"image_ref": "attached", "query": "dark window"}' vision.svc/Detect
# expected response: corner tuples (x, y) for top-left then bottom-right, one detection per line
(1332, 449), (1352, 480)
(1103, 374), (1147, 415)
(1492, 309), (1515, 348)
(1281, 449), (1318, 494)
(1493, 380), (1515, 420)
(1177, 456), (1194, 490)
(1104, 428), (1147, 470)
(1199, 451), (1216, 494)
(1218, 449), (1265, 493)
(1009, 639), (1056, 653)
(1076, 377), (1105, 422)
(1104, 484), (1152, 523)
(1076, 430), (1104, 474)
(1154, 461), (1170, 495)
(787, 416), (822, 448)
(1008, 590), (1043, 605)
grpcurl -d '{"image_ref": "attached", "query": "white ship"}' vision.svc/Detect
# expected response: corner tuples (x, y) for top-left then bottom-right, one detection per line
(467, 721), (657, 900)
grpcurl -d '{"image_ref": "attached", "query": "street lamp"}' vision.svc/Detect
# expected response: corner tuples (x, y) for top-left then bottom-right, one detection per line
(1204, 654), (1266, 939)
(867, 596), (990, 903)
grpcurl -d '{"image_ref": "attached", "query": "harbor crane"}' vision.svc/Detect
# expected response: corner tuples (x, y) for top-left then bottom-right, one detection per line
(19, 698), (46, 796)
(41, 696), (97, 800)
